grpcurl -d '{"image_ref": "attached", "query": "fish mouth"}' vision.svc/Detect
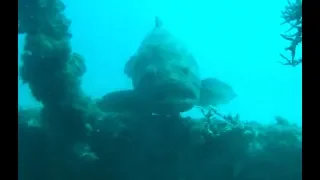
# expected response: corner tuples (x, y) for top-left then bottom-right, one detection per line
(153, 81), (200, 112)
(160, 81), (198, 98)
(169, 85), (197, 99)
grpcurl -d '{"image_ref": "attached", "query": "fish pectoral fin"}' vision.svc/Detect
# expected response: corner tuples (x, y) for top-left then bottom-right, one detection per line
(199, 77), (237, 106)
(96, 90), (142, 112)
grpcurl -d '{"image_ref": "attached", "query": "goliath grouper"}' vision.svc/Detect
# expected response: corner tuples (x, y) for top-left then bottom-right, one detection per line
(97, 17), (236, 115)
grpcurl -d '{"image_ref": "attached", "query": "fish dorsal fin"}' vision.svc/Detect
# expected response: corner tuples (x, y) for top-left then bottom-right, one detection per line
(155, 16), (163, 28)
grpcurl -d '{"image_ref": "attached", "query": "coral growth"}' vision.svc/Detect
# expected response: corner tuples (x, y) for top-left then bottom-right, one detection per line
(279, 0), (302, 66)
(18, 0), (99, 159)
(18, 0), (71, 38)
(18, 105), (302, 180)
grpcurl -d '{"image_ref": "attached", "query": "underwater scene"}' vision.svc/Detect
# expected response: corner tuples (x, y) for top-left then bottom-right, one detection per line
(18, 0), (302, 180)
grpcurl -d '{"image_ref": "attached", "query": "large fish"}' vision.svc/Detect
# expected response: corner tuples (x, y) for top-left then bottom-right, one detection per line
(98, 17), (236, 115)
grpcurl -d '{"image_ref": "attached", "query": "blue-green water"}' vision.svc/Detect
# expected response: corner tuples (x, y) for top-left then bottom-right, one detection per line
(18, 0), (302, 125)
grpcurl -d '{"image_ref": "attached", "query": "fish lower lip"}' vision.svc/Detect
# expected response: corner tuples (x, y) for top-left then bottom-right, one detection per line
(169, 85), (197, 98)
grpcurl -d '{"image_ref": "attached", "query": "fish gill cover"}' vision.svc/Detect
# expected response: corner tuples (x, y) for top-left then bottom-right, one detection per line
(18, 0), (302, 180)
